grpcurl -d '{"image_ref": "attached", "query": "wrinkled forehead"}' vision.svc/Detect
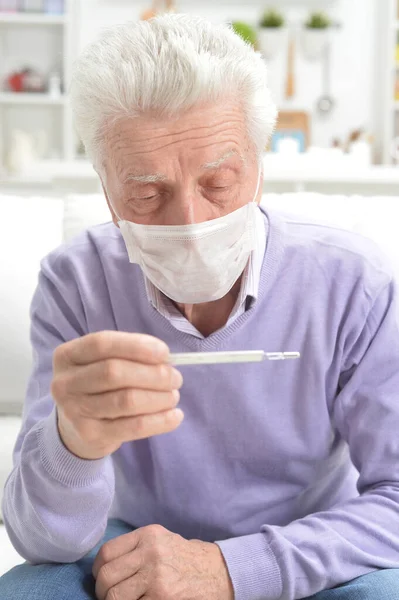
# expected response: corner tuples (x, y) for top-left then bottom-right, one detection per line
(99, 101), (255, 177)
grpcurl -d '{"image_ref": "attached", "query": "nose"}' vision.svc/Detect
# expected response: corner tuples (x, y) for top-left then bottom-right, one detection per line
(165, 188), (208, 226)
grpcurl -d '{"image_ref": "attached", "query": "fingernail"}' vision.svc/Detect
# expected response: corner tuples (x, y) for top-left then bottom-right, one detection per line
(173, 408), (184, 422)
(151, 339), (170, 359)
(172, 389), (180, 405)
(172, 368), (183, 388)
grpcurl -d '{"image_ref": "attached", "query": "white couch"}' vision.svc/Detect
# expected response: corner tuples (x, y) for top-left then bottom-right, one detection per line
(1, 191), (399, 577)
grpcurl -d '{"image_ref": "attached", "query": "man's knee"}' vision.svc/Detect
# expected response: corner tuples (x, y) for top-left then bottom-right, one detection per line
(0, 561), (95, 600)
(310, 569), (399, 600)
(354, 569), (399, 600)
(327, 569), (399, 600)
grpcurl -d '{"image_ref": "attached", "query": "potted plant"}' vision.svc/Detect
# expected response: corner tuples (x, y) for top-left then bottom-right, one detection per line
(302, 11), (331, 61)
(232, 21), (258, 49)
(258, 8), (287, 60)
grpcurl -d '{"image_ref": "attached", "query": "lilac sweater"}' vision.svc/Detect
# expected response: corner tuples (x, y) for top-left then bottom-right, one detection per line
(3, 209), (399, 600)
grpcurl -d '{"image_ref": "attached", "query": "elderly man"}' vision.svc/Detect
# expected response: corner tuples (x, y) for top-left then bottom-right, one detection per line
(1, 13), (399, 600)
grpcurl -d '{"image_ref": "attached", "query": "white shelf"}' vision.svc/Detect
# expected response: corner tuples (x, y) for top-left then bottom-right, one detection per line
(263, 165), (399, 184)
(178, 0), (338, 4)
(0, 160), (98, 183)
(0, 12), (66, 25)
(0, 92), (66, 105)
(262, 156), (399, 184)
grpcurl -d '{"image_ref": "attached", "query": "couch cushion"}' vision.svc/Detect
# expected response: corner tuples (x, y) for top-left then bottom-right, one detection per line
(261, 193), (399, 285)
(0, 523), (24, 575)
(261, 192), (360, 231)
(0, 196), (64, 414)
(0, 416), (23, 522)
(63, 193), (111, 243)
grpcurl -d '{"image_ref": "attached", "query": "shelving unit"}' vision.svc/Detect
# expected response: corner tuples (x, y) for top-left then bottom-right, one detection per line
(0, 92), (66, 104)
(0, 0), (77, 174)
(0, 13), (67, 25)
(378, 0), (399, 164)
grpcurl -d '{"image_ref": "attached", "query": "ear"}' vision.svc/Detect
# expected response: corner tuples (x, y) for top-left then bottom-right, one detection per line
(100, 181), (119, 227)
(256, 170), (264, 206)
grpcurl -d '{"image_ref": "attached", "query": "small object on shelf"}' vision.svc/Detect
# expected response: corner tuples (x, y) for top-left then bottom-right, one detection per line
(6, 68), (46, 93)
(344, 128), (374, 166)
(6, 71), (25, 93)
(22, 0), (45, 11)
(316, 41), (335, 115)
(395, 73), (399, 101)
(260, 8), (284, 28)
(271, 111), (310, 153)
(391, 136), (399, 164)
(5, 130), (37, 175)
(302, 11), (331, 61)
(44, 0), (63, 14)
(48, 72), (62, 97)
(273, 133), (302, 155)
(140, 0), (162, 20)
(165, 0), (176, 12)
(345, 128), (363, 153)
(258, 8), (287, 60)
(24, 68), (46, 92)
(285, 35), (296, 99)
(349, 140), (372, 166)
(0, 0), (18, 11)
(231, 21), (258, 49)
(76, 139), (86, 158)
(305, 12), (331, 29)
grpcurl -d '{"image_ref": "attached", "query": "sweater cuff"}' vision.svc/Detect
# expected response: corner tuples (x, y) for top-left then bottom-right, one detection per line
(216, 532), (282, 600)
(37, 407), (110, 487)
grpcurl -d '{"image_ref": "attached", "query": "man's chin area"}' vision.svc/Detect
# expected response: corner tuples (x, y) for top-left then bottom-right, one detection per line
(173, 276), (243, 324)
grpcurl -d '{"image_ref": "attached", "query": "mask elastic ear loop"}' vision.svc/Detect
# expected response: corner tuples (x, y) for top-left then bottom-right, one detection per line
(252, 159), (263, 205)
(108, 195), (123, 223)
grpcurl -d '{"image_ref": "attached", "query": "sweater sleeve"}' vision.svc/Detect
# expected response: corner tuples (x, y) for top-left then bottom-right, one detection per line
(2, 254), (115, 564)
(216, 280), (399, 600)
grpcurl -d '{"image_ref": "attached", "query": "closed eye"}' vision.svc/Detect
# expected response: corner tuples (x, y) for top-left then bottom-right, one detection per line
(206, 185), (232, 191)
(131, 194), (159, 201)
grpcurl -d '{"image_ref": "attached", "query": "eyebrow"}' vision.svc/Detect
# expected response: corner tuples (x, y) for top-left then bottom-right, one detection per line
(201, 149), (242, 170)
(123, 173), (167, 184)
(122, 149), (243, 184)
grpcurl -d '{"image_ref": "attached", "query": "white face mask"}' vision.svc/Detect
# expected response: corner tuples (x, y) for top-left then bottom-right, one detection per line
(117, 168), (262, 304)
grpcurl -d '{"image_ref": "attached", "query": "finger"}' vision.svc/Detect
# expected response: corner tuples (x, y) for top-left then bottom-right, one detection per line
(80, 388), (180, 419)
(104, 407), (184, 443)
(104, 572), (147, 600)
(62, 360), (183, 395)
(55, 331), (169, 368)
(95, 551), (142, 600)
(93, 532), (140, 579)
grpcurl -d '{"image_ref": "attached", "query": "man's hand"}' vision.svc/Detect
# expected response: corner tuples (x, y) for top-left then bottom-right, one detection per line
(92, 524), (234, 600)
(52, 331), (184, 460)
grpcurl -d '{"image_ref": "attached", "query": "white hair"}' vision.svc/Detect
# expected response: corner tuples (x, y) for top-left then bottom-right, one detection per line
(69, 13), (277, 166)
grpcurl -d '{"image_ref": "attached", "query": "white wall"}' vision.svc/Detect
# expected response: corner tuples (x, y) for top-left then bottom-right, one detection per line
(76, 0), (377, 149)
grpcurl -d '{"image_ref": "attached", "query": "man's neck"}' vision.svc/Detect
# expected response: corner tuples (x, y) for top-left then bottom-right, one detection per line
(175, 277), (242, 337)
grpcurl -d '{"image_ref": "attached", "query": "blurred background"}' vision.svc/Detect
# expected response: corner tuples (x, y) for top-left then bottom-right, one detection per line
(2, 0), (399, 573)
(0, 0), (398, 196)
